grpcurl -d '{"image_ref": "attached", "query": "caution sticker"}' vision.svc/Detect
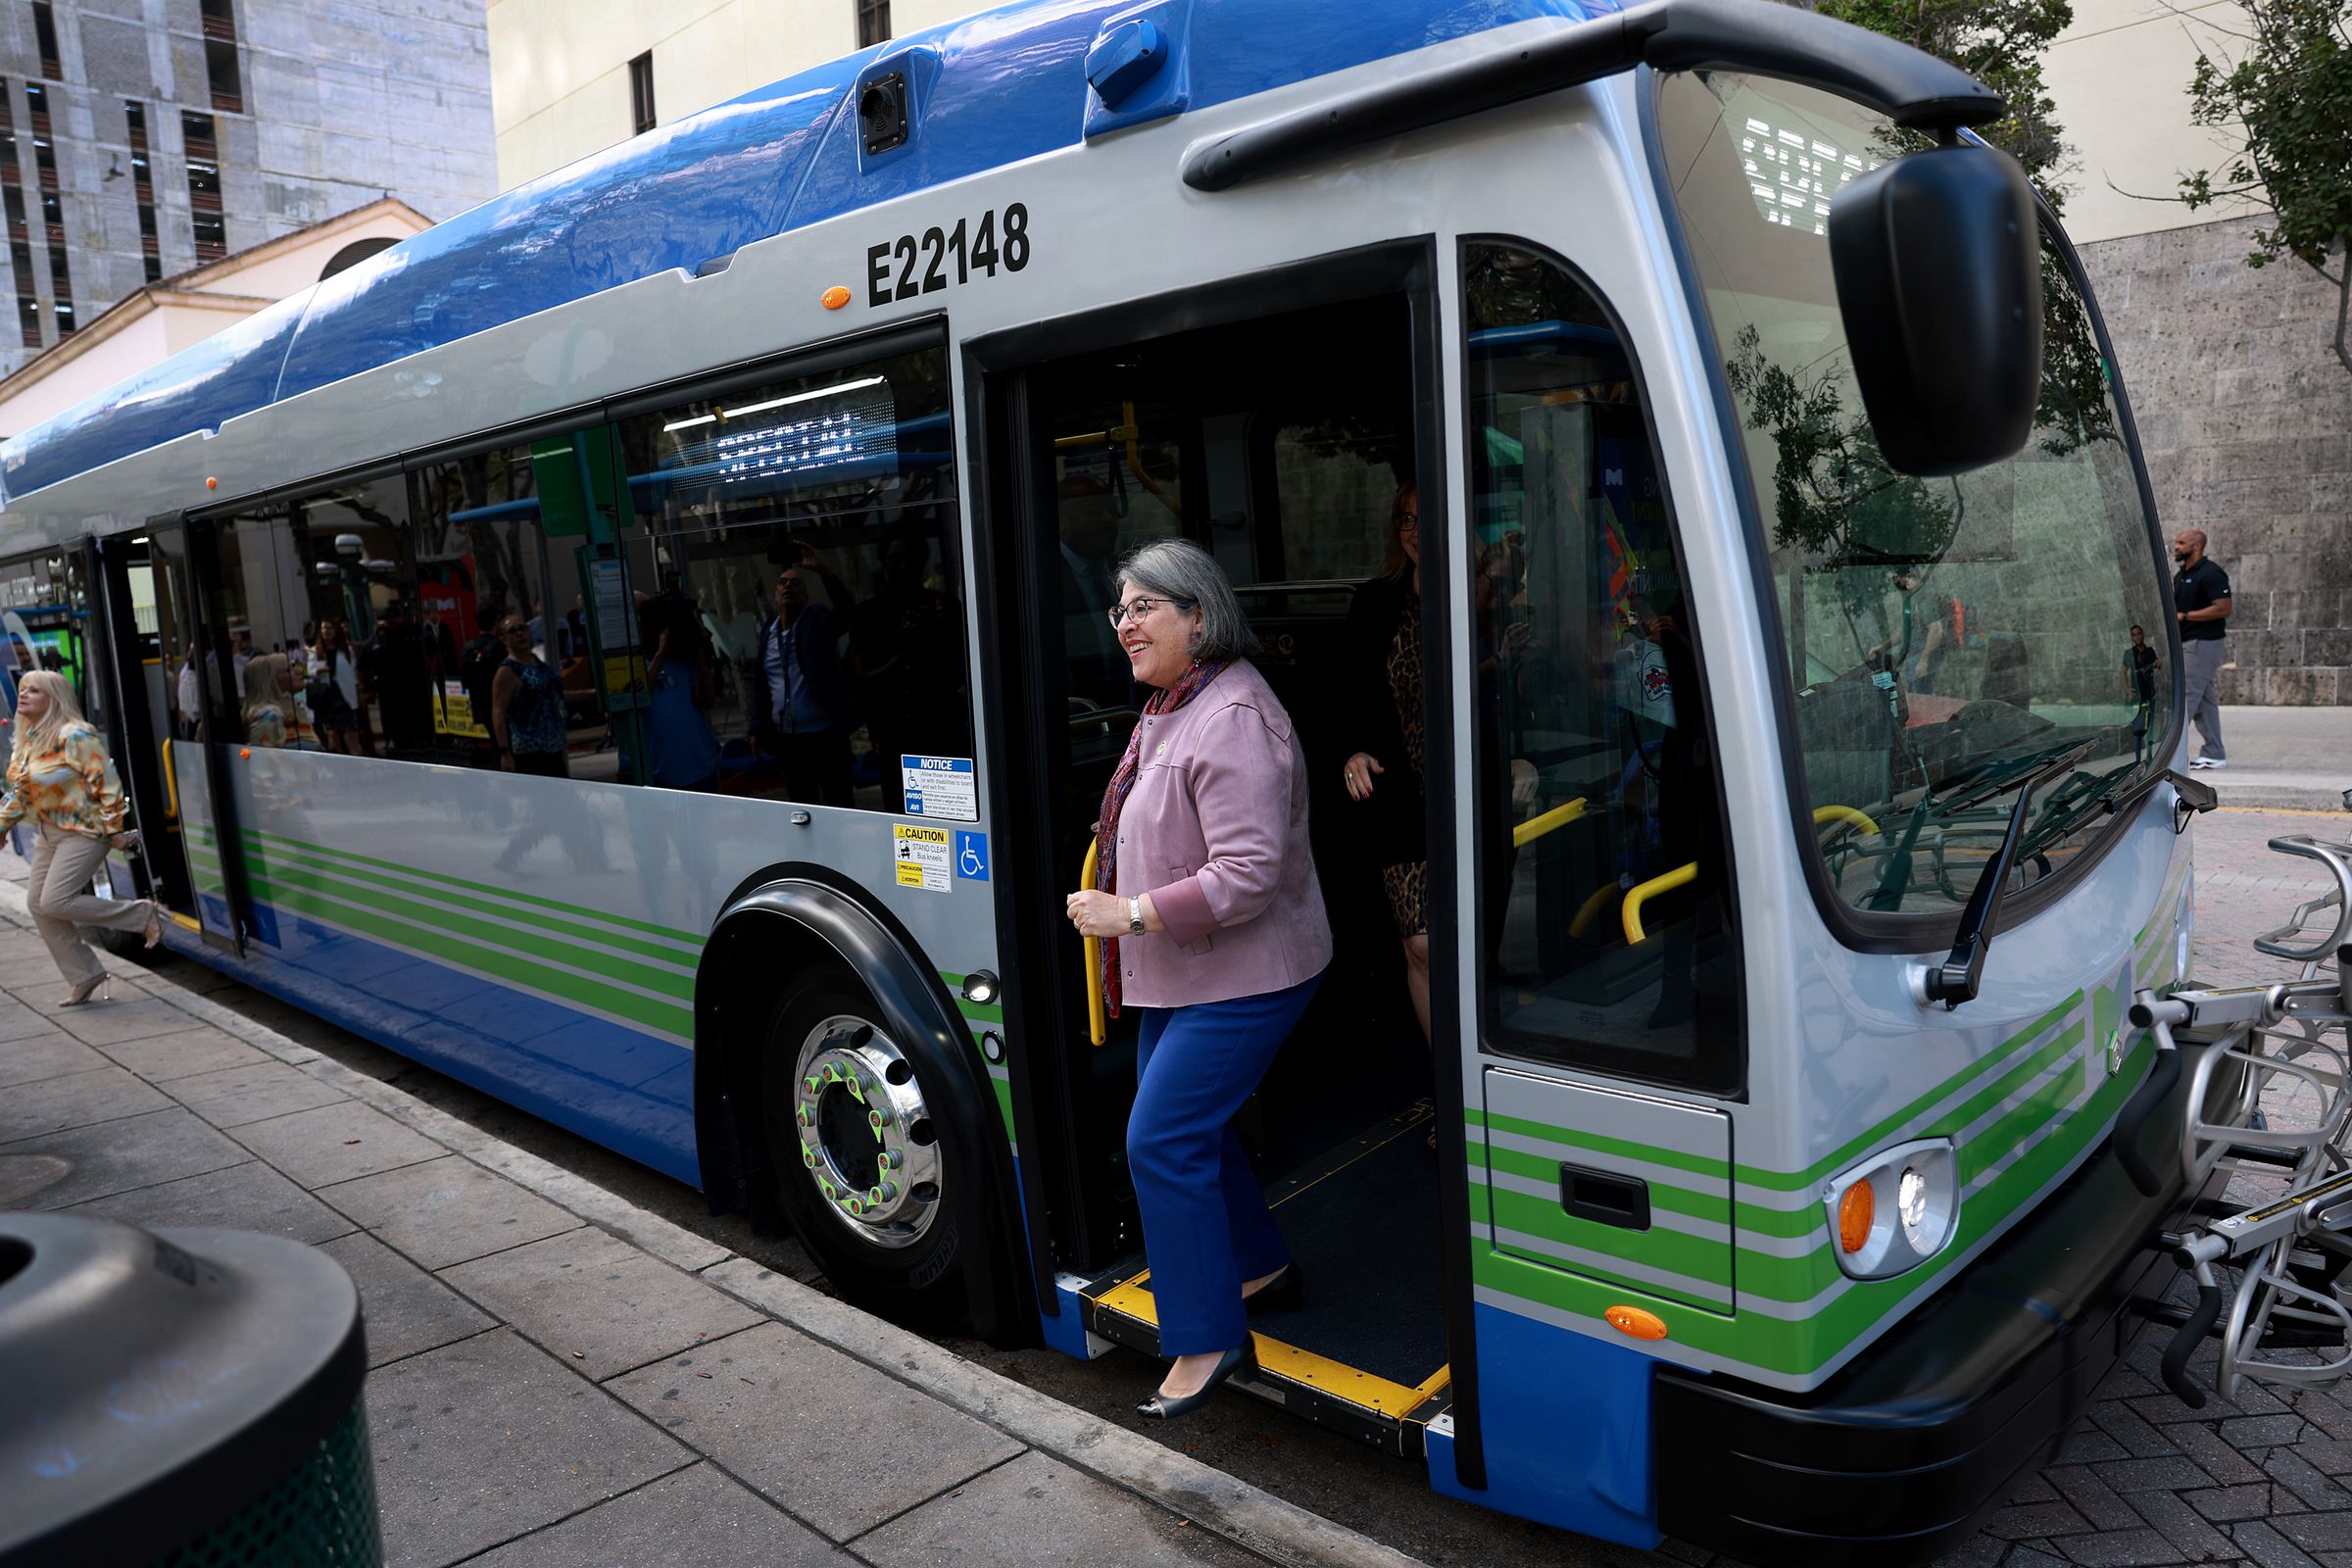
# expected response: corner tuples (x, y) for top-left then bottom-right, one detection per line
(893, 822), (953, 893)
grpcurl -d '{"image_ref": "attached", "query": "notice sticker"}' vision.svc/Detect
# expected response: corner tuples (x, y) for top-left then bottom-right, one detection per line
(893, 822), (953, 892)
(901, 756), (978, 821)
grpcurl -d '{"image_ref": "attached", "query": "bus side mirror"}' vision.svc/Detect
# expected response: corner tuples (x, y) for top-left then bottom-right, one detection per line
(1828, 140), (2043, 478)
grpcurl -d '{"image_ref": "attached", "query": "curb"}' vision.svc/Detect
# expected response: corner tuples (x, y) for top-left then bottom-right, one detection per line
(0, 875), (1427, 1568)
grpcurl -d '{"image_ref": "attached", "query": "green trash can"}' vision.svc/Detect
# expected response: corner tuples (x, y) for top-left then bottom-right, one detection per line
(0, 1211), (379, 1567)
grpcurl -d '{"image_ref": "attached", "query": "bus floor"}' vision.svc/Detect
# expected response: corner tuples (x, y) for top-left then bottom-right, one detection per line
(1084, 1092), (1450, 1450)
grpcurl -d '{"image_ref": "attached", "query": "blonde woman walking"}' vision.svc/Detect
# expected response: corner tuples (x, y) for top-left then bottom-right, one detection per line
(2, 670), (161, 1004)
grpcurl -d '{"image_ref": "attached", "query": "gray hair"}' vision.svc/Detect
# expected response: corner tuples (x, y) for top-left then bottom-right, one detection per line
(1117, 538), (1259, 662)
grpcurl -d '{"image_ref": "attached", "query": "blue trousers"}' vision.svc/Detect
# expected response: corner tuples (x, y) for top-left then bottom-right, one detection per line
(1130, 973), (1321, 1356)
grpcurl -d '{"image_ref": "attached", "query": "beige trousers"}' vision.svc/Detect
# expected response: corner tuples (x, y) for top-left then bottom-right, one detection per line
(25, 825), (153, 986)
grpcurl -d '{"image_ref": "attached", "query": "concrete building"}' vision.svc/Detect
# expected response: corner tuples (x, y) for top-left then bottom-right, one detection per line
(2048, 0), (2351, 706)
(0, 0), (497, 382)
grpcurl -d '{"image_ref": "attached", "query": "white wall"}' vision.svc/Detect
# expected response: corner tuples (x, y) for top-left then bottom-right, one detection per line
(2043, 0), (2267, 244)
(488, 0), (985, 190)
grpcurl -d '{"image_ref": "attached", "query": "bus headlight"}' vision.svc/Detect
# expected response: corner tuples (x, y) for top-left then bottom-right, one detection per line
(1824, 1140), (1958, 1279)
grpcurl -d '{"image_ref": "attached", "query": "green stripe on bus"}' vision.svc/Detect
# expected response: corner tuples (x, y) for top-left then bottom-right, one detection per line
(1734, 991), (2082, 1191)
(193, 822), (702, 947)
(1466, 1110), (1732, 1180)
(188, 850), (691, 1036)
(232, 828), (704, 969)
(1469, 1138), (1730, 1224)
(226, 856), (696, 1004)
(1475, 1046), (2145, 1376)
(1484, 1183), (1733, 1291)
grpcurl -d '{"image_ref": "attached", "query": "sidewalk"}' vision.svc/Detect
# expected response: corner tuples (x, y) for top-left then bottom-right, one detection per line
(2199, 707), (2352, 812)
(0, 880), (1419, 1568)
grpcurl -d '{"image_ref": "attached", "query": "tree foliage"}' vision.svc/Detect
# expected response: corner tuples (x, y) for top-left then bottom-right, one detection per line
(1811, 0), (2077, 207)
(2180, 0), (2352, 379)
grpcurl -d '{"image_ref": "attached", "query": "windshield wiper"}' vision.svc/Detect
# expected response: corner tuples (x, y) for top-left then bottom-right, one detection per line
(1865, 734), (2090, 912)
(1919, 739), (2096, 1010)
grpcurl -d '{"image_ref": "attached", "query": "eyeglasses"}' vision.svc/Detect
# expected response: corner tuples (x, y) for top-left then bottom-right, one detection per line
(1396, 513), (1420, 533)
(1107, 596), (1195, 628)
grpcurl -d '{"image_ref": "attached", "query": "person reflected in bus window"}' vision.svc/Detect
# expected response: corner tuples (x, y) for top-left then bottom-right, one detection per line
(2125, 622), (2162, 762)
(852, 528), (967, 808)
(1, 669), (162, 1004)
(240, 653), (292, 749)
(1339, 484), (1435, 1043)
(308, 619), (365, 756)
(459, 598), (513, 767)
(173, 645), (201, 740)
(753, 550), (854, 807)
(1056, 472), (1129, 710)
(1063, 539), (1331, 1421)
(367, 601), (436, 756)
(491, 615), (568, 778)
(639, 593), (719, 791)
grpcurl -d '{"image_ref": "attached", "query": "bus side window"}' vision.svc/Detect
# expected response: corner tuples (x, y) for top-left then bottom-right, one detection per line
(1464, 242), (1741, 1096)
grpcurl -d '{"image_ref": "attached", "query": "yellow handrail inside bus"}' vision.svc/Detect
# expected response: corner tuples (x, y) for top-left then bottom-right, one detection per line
(1570, 881), (1621, 940)
(1623, 862), (1696, 945)
(1814, 804), (1881, 836)
(1080, 839), (1107, 1047)
(159, 738), (181, 821)
(1512, 796), (1589, 849)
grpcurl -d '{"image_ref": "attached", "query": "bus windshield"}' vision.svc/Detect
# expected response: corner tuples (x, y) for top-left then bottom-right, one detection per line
(1655, 70), (2175, 918)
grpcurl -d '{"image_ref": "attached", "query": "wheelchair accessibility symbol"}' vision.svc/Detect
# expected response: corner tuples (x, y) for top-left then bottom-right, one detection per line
(956, 831), (989, 882)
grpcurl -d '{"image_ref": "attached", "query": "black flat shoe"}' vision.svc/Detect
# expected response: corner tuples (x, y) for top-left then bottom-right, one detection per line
(1242, 1261), (1303, 1314)
(1136, 1343), (1254, 1420)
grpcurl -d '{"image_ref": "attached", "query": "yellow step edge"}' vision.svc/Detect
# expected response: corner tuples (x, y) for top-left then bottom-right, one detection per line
(1094, 1271), (1439, 1422)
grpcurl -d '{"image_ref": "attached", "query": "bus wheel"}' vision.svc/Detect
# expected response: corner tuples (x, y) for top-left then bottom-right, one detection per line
(760, 968), (963, 1327)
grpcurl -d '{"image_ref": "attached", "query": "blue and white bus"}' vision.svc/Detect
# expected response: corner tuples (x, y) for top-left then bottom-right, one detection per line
(0, 0), (2228, 1558)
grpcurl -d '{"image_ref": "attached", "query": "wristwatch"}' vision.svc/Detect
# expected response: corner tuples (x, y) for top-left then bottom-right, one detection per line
(1127, 898), (1146, 935)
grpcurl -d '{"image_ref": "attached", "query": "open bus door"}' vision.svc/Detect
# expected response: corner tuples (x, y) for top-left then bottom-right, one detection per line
(90, 516), (251, 951)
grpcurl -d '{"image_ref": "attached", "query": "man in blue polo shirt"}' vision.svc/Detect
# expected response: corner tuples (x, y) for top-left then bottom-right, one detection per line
(2173, 528), (2232, 768)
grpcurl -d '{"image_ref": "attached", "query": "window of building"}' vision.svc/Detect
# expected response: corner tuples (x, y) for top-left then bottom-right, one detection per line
(125, 102), (160, 281)
(183, 111), (224, 261)
(26, 101), (68, 334)
(29, 3), (60, 80)
(200, 0), (242, 113)
(607, 340), (970, 805)
(857, 0), (891, 48)
(628, 50), (655, 135)
(0, 81), (29, 348)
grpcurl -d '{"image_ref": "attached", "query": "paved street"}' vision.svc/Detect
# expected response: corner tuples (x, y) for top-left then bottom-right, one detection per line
(3, 791), (2350, 1567)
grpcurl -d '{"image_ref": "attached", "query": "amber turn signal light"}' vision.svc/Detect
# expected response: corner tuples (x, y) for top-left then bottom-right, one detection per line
(1604, 1304), (1669, 1341)
(821, 285), (853, 311)
(1838, 1178), (1876, 1253)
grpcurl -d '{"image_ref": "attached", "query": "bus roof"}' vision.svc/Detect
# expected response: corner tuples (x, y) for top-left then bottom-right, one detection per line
(0, 0), (1614, 506)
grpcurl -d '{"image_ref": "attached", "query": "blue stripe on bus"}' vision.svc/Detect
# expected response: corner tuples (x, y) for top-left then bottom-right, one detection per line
(1, 0), (1614, 501)
(169, 900), (701, 1188)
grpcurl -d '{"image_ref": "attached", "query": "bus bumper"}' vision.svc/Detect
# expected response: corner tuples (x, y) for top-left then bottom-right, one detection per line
(1653, 1068), (2217, 1567)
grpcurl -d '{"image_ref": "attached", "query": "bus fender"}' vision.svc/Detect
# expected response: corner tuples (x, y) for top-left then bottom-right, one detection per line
(694, 870), (1029, 1344)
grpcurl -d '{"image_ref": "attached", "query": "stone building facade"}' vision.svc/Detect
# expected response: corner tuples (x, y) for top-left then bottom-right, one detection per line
(0, 0), (496, 380)
(2080, 219), (2352, 706)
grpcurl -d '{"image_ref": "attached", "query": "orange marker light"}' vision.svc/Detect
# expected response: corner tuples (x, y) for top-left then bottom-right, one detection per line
(1604, 1305), (1669, 1341)
(821, 285), (853, 311)
(205, 476), (219, 490)
(238, 747), (251, 760)
(1838, 1179), (1876, 1253)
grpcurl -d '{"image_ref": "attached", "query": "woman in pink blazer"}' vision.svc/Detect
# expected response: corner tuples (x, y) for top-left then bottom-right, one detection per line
(1064, 538), (1333, 1420)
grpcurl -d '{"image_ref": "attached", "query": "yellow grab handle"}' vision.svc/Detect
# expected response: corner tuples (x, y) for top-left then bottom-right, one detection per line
(1813, 804), (1881, 836)
(160, 738), (181, 821)
(1570, 881), (1622, 940)
(1080, 839), (1107, 1048)
(1512, 795), (1589, 849)
(1622, 861), (1697, 945)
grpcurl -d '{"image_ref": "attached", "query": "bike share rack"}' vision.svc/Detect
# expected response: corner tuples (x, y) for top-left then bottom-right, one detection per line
(2126, 830), (2352, 1408)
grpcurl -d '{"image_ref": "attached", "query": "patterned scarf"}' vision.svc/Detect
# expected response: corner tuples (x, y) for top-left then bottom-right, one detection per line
(1096, 657), (1230, 1015)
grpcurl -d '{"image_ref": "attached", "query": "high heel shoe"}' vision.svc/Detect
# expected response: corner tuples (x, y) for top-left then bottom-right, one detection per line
(1136, 1342), (1254, 1420)
(1242, 1261), (1303, 1314)
(60, 973), (111, 1006)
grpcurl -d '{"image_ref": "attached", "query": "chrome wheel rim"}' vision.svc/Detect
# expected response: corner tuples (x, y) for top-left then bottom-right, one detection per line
(790, 1013), (942, 1250)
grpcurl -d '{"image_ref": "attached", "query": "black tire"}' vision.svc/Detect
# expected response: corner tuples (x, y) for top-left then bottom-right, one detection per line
(760, 964), (967, 1329)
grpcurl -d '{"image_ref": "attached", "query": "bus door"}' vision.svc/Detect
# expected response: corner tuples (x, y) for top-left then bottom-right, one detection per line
(977, 246), (1464, 1454)
(90, 518), (246, 949)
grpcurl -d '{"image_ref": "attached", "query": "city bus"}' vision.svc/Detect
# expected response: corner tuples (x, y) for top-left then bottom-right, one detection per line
(0, 0), (2226, 1558)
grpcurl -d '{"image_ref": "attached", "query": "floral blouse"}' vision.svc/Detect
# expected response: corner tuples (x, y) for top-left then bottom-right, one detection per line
(0, 721), (129, 838)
